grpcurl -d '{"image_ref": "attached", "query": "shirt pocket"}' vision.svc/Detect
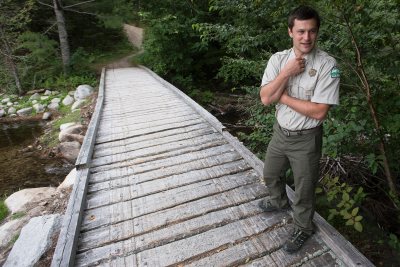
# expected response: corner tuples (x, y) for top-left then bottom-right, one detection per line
(299, 75), (317, 100)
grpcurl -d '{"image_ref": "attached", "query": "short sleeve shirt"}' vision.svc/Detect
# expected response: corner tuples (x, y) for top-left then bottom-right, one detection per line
(261, 48), (340, 130)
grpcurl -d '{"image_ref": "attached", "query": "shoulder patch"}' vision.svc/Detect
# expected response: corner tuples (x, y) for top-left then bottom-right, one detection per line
(330, 67), (340, 78)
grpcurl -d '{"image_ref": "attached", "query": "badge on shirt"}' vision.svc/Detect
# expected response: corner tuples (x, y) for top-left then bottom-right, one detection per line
(330, 67), (340, 78)
(308, 69), (317, 77)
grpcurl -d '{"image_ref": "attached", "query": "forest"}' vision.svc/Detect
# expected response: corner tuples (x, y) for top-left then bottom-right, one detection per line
(0, 0), (399, 265)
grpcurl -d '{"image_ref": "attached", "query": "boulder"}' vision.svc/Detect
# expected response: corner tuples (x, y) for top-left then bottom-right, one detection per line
(59, 122), (76, 131)
(61, 124), (87, 135)
(0, 218), (28, 250)
(5, 187), (57, 214)
(40, 96), (49, 101)
(7, 107), (16, 115)
(29, 93), (40, 101)
(44, 90), (52, 95)
(3, 214), (63, 267)
(47, 102), (59, 110)
(33, 103), (45, 113)
(42, 112), (52, 120)
(57, 141), (81, 163)
(1, 98), (10, 103)
(62, 95), (74, 106)
(16, 107), (33, 117)
(31, 99), (38, 104)
(51, 97), (61, 103)
(74, 84), (94, 100)
(59, 133), (84, 144)
(58, 168), (76, 189)
(6, 102), (13, 107)
(68, 90), (75, 96)
(71, 99), (85, 111)
(0, 109), (5, 117)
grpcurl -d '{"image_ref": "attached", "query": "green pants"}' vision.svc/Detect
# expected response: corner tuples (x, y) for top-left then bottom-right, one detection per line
(263, 122), (322, 235)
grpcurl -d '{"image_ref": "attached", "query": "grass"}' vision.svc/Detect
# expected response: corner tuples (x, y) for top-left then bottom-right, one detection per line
(11, 211), (26, 220)
(0, 199), (8, 222)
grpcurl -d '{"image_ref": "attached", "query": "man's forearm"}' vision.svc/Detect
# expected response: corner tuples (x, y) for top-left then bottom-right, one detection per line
(279, 93), (330, 121)
(260, 72), (290, 105)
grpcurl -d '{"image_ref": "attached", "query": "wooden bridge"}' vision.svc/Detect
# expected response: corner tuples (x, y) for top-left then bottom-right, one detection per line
(51, 67), (373, 267)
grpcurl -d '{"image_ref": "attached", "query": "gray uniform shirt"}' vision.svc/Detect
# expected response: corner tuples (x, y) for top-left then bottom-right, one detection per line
(261, 48), (340, 131)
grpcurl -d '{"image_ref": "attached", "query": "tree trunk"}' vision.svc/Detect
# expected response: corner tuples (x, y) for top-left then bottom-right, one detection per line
(53, 0), (71, 74)
(0, 25), (23, 95)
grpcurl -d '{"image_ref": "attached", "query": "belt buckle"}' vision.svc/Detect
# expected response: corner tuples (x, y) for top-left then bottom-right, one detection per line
(282, 128), (290, 136)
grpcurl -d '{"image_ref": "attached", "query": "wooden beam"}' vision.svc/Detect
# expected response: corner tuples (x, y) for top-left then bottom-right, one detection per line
(75, 67), (105, 169)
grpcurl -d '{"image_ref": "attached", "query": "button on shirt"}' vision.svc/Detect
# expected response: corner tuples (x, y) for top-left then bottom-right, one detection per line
(261, 48), (340, 131)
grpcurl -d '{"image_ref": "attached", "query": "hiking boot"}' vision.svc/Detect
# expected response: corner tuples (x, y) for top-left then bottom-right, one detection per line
(283, 229), (311, 253)
(258, 199), (290, 212)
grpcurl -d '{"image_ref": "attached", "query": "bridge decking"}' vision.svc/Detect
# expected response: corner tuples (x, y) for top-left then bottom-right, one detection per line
(52, 67), (373, 267)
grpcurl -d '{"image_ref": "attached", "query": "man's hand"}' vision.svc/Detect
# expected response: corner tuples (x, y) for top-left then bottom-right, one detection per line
(282, 56), (306, 77)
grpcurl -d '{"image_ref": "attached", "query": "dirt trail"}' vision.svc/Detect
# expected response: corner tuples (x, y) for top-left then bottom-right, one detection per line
(106, 24), (144, 69)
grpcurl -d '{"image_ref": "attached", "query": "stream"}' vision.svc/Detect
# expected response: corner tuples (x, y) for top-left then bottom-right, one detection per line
(0, 121), (72, 197)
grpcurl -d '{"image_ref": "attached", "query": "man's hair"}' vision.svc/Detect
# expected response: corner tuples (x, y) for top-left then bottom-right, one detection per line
(288, 6), (320, 30)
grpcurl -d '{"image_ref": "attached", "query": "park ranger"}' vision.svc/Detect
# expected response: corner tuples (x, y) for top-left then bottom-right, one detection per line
(259, 5), (340, 253)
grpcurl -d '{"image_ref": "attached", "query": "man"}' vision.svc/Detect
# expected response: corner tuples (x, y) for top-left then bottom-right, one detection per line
(259, 5), (340, 253)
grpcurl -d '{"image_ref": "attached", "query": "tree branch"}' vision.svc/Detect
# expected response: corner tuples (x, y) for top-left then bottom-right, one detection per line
(37, 0), (53, 9)
(63, 8), (96, 16)
(64, 0), (96, 9)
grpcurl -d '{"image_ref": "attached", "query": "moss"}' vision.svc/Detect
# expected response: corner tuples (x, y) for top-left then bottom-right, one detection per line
(11, 211), (26, 220)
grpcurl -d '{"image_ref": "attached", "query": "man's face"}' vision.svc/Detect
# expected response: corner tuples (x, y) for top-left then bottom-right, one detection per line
(288, 18), (318, 56)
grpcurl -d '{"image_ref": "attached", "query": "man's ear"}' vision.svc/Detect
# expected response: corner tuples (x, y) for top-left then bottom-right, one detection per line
(288, 28), (293, 38)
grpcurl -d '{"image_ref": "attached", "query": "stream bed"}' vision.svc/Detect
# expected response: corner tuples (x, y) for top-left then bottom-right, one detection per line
(0, 121), (72, 197)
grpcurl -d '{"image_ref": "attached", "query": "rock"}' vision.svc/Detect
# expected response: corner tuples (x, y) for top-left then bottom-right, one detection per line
(71, 99), (85, 111)
(0, 218), (28, 250)
(33, 103), (45, 113)
(52, 90), (60, 95)
(7, 107), (16, 115)
(3, 214), (63, 267)
(74, 84), (94, 100)
(42, 112), (52, 120)
(57, 141), (81, 163)
(58, 168), (76, 189)
(60, 122), (76, 131)
(16, 107), (33, 117)
(31, 99), (38, 104)
(44, 90), (52, 95)
(29, 93), (40, 101)
(40, 96), (49, 101)
(47, 102), (59, 110)
(5, 187), (57, 214)
(59, 133), (84, 144)
(0, 109), (5, 117)
(62, 95), (74, 106)
(2, 97), (10, 103)
(68, 90), (75, 96)
(6, 102), (13, 107)
(51, 97), (61, 103)
(61, 124), (87, 135)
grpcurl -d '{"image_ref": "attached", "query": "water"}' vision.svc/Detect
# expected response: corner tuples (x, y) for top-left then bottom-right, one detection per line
(0, 121), (72, 197)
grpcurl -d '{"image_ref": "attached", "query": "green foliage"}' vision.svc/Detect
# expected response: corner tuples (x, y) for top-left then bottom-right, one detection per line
(11, 211), (25, 220)
(388, 233), (400, 252)
(317, 175), (367, 232)
(41, 74), (96, 92)
(0, 199), (8, 223)
(16, 31), (61, 90)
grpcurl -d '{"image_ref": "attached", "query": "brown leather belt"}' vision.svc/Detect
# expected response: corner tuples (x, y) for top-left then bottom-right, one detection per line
(279, 125), (321, 137)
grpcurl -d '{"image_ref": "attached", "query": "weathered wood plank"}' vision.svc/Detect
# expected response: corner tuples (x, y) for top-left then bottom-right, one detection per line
(93, 124), (214, 158)
(86, 170), (259, 210)
(81, 183), (267, 232)
(78, 198), (277, 254)
(94, 122), (209, 152)
(97, 114), (201, 137)
(90, 142), (232, 174)
(90, 132), (225, 167)
(185, 226), (290, 267)
(75, 67), (105, 169)
(95, 117), (206, 144)
(77, 213), (289, 267)
(88, 159), (250, 194)
(135, 213), (287, 266)
(51, 168), (90, 267)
